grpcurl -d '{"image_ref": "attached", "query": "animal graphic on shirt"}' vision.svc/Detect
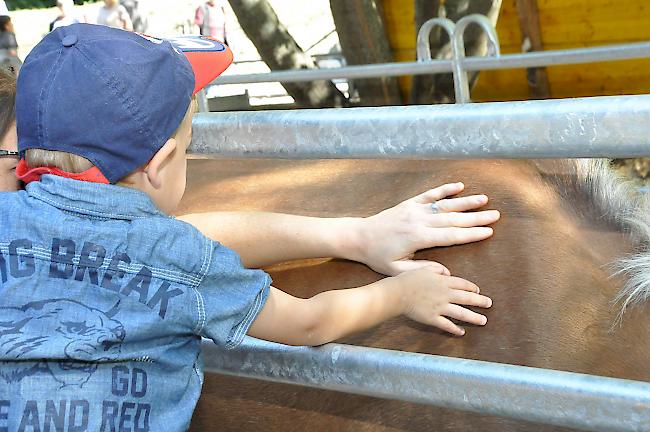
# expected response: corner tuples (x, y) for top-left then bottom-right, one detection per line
(0, 299), (125, 387)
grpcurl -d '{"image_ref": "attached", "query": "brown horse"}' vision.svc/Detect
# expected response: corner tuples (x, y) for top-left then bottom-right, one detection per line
(178, 158), (650, 432)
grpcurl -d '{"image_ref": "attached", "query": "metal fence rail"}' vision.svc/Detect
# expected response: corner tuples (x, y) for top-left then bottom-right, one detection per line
(205, 14), (650, 107)
(191, 94), (650, 159)
(202, 338), (650, 432)
(211, 41), (650, 86)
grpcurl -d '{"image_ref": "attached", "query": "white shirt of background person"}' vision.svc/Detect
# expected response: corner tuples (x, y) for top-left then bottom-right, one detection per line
(97, 0), (133, 31)
(52, 0), (84, 31)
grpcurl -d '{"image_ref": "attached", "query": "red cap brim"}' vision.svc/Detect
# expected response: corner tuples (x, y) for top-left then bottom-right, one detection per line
(165, 35), (233, 95)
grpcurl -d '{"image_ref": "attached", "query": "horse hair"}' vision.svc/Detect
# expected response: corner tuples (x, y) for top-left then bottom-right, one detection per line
(550, 159), (650, 316)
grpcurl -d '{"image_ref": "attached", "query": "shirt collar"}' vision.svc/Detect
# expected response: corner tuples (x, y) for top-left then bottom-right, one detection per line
(26, 174), (167, 220)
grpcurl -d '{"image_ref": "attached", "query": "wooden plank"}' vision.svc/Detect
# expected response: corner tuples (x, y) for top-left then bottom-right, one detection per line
(515, 0), (551, 98)
(382, 0), (650, 101)
(500, 0), (650, 46)
(472, 58), (650, 101)
(381, 0), (415, 101)
(382, 0), (415, 51)
(471, 69), (529, 101)
(515, 1), (544, 57)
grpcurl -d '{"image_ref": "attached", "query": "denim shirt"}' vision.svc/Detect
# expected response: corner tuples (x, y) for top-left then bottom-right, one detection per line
(0, 175), (271, 432)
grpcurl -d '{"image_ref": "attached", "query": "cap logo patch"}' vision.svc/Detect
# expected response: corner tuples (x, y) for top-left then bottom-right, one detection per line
(135, 33), (164, 45)
(166, 36), (225, 52)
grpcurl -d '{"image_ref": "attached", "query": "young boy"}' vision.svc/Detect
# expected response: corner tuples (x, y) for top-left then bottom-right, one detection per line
(1, 24), (492, 431)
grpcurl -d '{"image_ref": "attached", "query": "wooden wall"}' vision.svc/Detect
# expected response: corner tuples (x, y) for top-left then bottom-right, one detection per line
(381, 0), (650, 101)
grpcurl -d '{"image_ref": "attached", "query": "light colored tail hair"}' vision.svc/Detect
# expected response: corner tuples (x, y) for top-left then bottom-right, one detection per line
(575, 159), (650, 317)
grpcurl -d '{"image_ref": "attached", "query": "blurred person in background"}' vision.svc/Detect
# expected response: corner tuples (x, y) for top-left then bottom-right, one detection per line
(50, 0), (86, 31)
(0, 15), (20, 74)
(97, 0), (133, 31)
(120, 0), (147, 33)
(0, 15), (17, 57)
(195, 0), (228, 44)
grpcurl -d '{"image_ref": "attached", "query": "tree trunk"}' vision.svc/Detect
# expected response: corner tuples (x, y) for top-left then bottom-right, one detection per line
(329, 0), (402, 106)
(411, 0), (502, 104)
(228, 0), (347, 108)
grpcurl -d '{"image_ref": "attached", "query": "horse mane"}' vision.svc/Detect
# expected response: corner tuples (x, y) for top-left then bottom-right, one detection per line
(539, 159), (650, 315)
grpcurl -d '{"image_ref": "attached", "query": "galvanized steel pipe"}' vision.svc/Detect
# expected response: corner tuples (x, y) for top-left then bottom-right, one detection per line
(191, 94), (650, 159)
(212, 42), (650, 85)
(416, 18), (456, 62)
(451, 14), (501, 103)
(202, 338), (650, 432)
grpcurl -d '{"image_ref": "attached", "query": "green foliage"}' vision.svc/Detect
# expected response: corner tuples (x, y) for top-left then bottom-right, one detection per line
(6, 0), (98, 11)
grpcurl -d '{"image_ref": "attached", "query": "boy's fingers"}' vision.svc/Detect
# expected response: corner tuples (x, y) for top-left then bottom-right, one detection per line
(390, 260), (450, 276)
(429, 194), (489, 212)
(444, 304), (488, 326)
(428, 210), (501, 228)
(433, 316), (465, 336)
(414, 182), (464, 203)
(428, 227), (494, 246)
(446, 276), (480, 293)
(449, 290), (492, 308)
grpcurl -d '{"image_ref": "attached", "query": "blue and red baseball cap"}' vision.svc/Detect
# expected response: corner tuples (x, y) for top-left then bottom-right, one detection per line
(16, 23), (232, 184)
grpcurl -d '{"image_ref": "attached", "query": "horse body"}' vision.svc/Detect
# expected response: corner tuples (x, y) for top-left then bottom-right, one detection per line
(178, 158), (650, 431)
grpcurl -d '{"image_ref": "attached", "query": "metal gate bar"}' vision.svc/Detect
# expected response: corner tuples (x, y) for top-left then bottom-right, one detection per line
(211, 41), (650, 86)
(191, 94), (650, 159)
(202, 338), (650, 432)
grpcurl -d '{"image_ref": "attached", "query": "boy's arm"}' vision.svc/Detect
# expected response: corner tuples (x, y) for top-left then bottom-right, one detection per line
(179, 211), (359, 267)
(247, 266), (492, 346)
(178, 182), (500, 275)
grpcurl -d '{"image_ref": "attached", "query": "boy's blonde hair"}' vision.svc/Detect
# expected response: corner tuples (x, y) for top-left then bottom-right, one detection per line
(25, 99), (197, 175)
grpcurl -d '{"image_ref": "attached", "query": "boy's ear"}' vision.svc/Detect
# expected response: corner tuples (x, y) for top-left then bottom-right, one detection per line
(144, 138), (177, 189)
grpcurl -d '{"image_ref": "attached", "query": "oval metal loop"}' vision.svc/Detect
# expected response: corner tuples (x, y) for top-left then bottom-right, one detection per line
(416, 17), (456, 62)
(451, 14), (501, 103)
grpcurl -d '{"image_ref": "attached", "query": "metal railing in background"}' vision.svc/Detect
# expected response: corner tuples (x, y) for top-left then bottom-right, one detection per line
(191, 94), (650, 159)
(203, 338), (650, 432)
(208, 41), (650, 89)
(448, 15), (501, 103)
(204, 14), (650, 109)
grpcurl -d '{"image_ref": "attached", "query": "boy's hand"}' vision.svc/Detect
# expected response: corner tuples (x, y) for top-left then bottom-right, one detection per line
(353, 182), (500, 276)
(396, 266), (492, 336)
